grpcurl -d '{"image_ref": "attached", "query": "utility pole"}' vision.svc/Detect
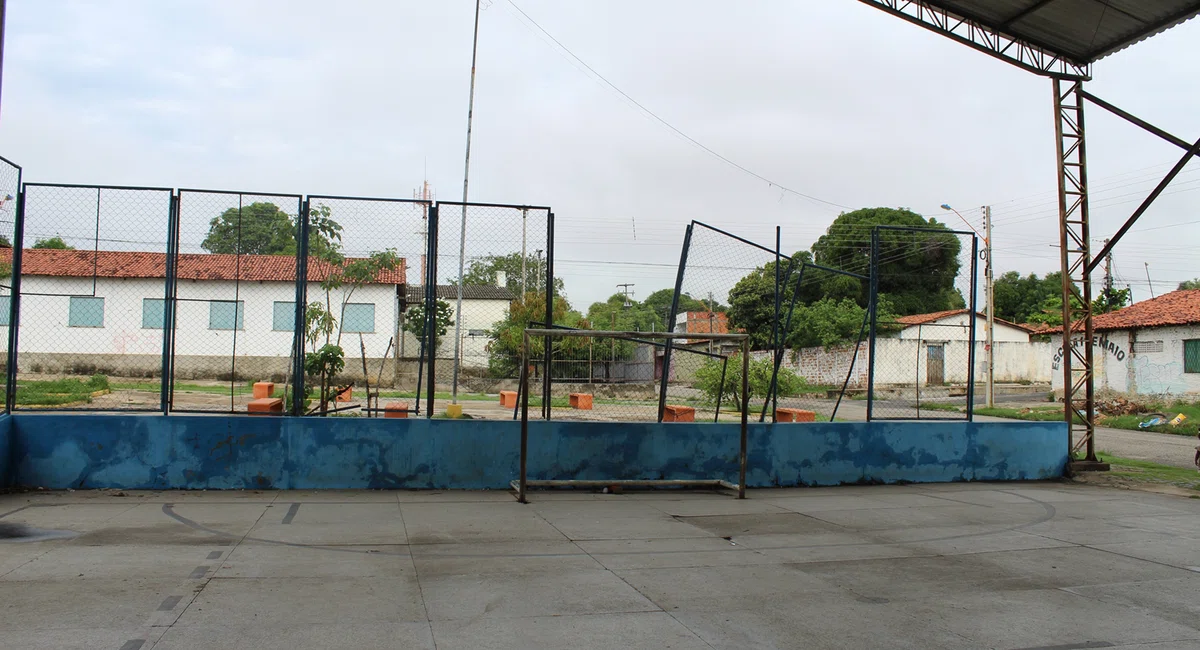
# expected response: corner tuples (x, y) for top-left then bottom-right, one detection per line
(535, 249), (543, 293)
(983, 205), (994, 408)
(616, 283), (635, 308)
(521, 208), (528, 297)
(450, 0), (482, 410)
(1145, 262), (1155, 299)
(1102, 238), (1114, 294)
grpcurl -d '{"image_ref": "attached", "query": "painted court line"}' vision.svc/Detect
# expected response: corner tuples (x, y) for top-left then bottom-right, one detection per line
(207, 551), (223, 560)
(157, 595), (182, 611)
(282, 503), (301, 524)
(188, 565), (210, 579)
(119, 641), (145, 650)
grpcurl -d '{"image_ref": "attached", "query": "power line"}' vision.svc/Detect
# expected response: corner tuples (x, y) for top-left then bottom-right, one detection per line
(503, 0), (850, 211)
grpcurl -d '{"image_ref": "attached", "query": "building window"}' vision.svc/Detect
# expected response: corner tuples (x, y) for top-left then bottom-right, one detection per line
(273, 301), (295, 331)
(1185, 339), (1200, 374)
(1133, 340), (1163, 354)
(209, 301), (244, 331)
(341, 303), (375, 333)
(68, 296), (105, 328)
(143, 298), (165, 329)
(0, 296), (9, 326)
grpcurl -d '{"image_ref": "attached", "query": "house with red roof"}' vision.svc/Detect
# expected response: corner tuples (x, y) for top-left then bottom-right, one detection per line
(1048, 289), (1200, 397)
(0, 248), (514, 381)
(894, 309), (1034, 342)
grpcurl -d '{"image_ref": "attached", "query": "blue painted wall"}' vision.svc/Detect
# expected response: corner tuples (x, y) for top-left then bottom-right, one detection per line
(8, 415), (1067, 490)
(0, 414), (11, 488)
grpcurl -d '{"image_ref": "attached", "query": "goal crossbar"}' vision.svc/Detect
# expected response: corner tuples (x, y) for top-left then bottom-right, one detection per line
(516, 328), (750, 503)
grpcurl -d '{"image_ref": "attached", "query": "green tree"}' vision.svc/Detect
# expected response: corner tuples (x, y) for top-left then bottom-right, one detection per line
(32, 236), (73, 250)
(201, 202), (341, 257)
(402, 299), (454, 354)
(0, 234), (11, 247)
(785, 298), (875, 349)
(693, 355), (805, 412)
(460, 252), (565, 296)
(810, 207), (964, 314)
(640, 288), (713, 329)
(1179, 278), (1200, 290)
(488, 292), (588, 378)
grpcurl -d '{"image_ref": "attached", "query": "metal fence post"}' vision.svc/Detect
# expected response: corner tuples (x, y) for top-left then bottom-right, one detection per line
(542, 211), (554, 420)
(866, 227), (880, 422)
(4, 189), (24, 412)
(739, 336), (749, 499)
(425, 205), (438, 417)
(160, 192), (178, 415)
(291, 198), (311, 416)
(519, 329), (530, 503)
(659, 223), (693, 422)
(966, 234), (979, 421)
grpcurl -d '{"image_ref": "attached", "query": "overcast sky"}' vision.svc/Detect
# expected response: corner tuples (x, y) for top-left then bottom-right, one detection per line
(1, 1), (1197, 309)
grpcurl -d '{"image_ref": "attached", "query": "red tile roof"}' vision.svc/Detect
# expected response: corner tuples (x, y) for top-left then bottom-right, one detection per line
(1048, 289), (1200, 333)
(0, 248), (405, 284)
(895, 309), (1033, 333)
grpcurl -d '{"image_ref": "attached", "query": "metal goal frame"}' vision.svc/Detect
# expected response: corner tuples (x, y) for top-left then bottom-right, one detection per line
(514, 328), (750, 503)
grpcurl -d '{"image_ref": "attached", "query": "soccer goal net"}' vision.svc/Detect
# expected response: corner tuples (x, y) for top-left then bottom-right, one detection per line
(513, 328), (750, 503)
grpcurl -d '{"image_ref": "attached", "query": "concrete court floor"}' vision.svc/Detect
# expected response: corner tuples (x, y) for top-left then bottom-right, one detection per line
(1, 483), (1199, 650)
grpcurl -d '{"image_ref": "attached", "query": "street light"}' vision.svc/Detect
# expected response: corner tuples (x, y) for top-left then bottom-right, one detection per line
(941, 203), (994, 408)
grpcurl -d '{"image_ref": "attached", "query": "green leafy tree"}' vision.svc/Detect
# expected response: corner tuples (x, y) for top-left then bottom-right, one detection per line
(32, 236), (73, 250)
(0, 234), (11, 247)
(402, 299), (454, 354)
(786, 298), (875, 349)
(810, 207), (964, 314)
(694, 354), (805, 411)
(1179, 278), (1200, 290)
(460, 252), (565, 296)
(488, 292), (588, 378)
(201, 202), (341, 257)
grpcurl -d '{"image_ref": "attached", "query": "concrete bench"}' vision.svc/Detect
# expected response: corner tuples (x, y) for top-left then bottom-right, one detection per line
(253, 382), (275, 399)
(499, 391), (518, 408)
(248, 397), (283, 415)
(776, 408), (816, 423)
(662, 405), (695, 422)
(569, 393), (593, 410)
(384, 402), (410, 419)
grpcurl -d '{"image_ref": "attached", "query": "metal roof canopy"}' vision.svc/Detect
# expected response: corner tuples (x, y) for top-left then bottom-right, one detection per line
(860, 0), (1200, 79)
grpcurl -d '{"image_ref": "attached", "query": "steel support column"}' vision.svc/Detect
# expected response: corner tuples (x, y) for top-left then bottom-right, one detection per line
(1052, 77), (1095, 461)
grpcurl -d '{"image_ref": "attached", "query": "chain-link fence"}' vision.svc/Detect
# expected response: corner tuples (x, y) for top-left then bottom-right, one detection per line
(661, 221), (788, 422)
(301, 195), (432, 417)
(867, 226), (979, 420)
(0, 156), (19, 406)
(171, 190), (305, 414)
(427, 202), (552, 417)
(12, 184), (173, 412)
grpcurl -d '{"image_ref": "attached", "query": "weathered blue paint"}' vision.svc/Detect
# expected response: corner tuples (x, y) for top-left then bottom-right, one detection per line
(0, 414), (12, 488)
(8, 415), (1067, 490)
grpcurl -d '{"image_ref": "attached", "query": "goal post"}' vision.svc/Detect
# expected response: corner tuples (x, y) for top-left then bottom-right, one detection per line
(515, 328), (750, 503)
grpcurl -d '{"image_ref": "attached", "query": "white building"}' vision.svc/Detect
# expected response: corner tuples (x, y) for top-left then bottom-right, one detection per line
(1, 248), (513, 381)
(400, 284), (515, 367)
(1050, 289), (1200, 397)
(894, 309), (1033, 342)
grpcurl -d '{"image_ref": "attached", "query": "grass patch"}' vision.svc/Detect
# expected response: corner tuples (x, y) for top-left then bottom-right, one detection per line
(16, 374), (110, 406)
(978, 403), (1200, 435)
(975, 405), (1083, 423)
(1095, 452), (1200, 492)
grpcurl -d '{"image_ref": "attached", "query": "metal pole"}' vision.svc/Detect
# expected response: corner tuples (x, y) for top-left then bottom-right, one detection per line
(292, 198), (310, 416)
(521, 208), (527, 297)
(160, 193), (177, 415)
(966, 233), (979, 421)
(0, 0), (6, 122)
(770, 226), (781, 421)
(4, 189), (23, 411)
(738, 337), (748, 499)
(984, 205), (994, 408)
(543, 213), (555, 420)
(426, 206), (439, 417)
(659, 224), (693, 422)
(866, 228), (880, 421)
(519, 330), (530, 503)
(452, 0), (483, 406)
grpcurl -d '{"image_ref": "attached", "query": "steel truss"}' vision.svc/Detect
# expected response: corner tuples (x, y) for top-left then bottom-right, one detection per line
(855, 1), (1091, 80)
(1053, 78), (1095, 461)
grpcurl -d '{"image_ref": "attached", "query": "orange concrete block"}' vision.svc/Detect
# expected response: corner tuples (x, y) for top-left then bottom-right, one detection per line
(384, 402), (410, 419)
(569, 393), (593, 410)
(248, 397), (283, 415)
(252, 382), (275, 399)
(662, 405), (695, 422)
(336, 387), (352, 403)
(776, 408), (816, 423)
(499, 391), (518, 408)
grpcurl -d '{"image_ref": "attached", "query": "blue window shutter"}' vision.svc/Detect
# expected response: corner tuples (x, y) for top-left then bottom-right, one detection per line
(341, 303), (375, 333)
(68, 297), (105, 327)
(209, 301), (244, 330)
(143, 298), (165, 329)
(0, 296), (10, 327)
(273, 301), (295, 331)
